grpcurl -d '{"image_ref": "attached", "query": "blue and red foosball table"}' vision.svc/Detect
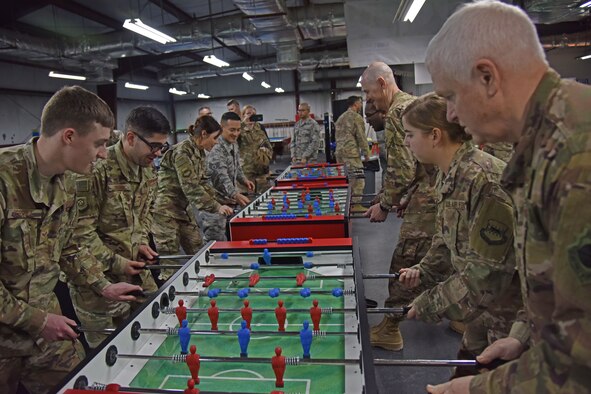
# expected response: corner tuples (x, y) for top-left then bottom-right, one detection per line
(229, 185), (351, 241)
(274, 163), (348, 188)
(57, 238), (377, 394)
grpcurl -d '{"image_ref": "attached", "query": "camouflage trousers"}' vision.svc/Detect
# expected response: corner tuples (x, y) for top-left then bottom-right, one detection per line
(384, 236), (443, 322)
(152, 213), (203, 279)
(0, 339), (84, 393)
(242, 172), (271, 194)
(336, 155), (364, 204)
(198, 211), (228, 242)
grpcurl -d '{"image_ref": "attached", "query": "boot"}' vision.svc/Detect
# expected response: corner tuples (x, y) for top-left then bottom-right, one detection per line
(449, 320), (466, 335)
(370, 316), (389, 335)
(350, 204), (367, 214)
(370, 317), (403, 351)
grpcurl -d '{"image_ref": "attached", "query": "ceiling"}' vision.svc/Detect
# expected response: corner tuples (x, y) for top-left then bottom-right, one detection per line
(0, 0), (589, 90)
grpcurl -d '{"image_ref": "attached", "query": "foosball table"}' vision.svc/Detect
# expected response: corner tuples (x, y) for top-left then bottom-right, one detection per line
(229, 185), (351, 241)
(56, 238), (378, 394)
(274, 163), (347, 188)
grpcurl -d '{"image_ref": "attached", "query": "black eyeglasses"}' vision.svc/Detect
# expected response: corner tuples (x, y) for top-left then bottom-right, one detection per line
(133, 132), (170, 154)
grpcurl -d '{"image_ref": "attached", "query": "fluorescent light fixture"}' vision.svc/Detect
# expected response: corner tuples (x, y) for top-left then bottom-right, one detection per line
(123, 18), (176, 44)
(125, 82), (149, 90)
(169, 87), (187, 95)
(580, 54), (591, 60)
(48, 71), (86, 81)
(404, 0), (426, 22)
(274, 87), (285, 93)
(580, 1), (591, 7)
(198, 93), (210, 99)
(203, 55), (229, 68)
(261, 81), (271, 88)
(242, 72), (254, 81)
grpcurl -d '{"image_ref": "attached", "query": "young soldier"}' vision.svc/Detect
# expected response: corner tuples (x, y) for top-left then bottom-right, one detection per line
(334, 95), (371, 212)
(200, 112), (254, 241)
(0, 86), (141, 393)
(399, 93), (522, 378)
(70, 107), (170, 348)
(424, 1), (591, 393)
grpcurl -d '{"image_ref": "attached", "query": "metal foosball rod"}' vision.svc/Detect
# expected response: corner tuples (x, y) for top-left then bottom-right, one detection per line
(190, 272), (400, 282)
(83, 383), (256, 394)
(76, 326), (357, 337)
(161, 306), (410, 315)
(172, 288), (355, 297)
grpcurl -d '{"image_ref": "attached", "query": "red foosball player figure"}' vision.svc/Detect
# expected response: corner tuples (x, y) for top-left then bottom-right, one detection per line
(176, 300), (187, 326)
(310, 299), (322, 331)
(184, 379), (199, 394)
(105, 384), (121, 391)
(334, 202), (340, 212)
(271, 347), (286, 388)
(275, 300), (287, 331)
(241, 300), (253, 329)
(295, 272), (306, 287)
(186, 344), (201, 384)
(307, 204), (313, 215)
(208, 299), (219, 330)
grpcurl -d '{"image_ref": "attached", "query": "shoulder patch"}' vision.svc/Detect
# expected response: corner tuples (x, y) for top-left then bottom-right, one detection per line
(470, 196), (514, 261)
(76, 179), (90, 193)
(568, 227), (591, 285)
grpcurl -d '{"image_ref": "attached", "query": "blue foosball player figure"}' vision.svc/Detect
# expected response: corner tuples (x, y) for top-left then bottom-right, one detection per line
(300, 320), (313, 359)
(179, 319), (191, 354)
(237, 320), (251, 357)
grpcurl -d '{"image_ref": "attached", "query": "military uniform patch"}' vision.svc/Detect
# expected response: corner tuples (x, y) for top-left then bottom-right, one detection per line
(76, 179), (90, 193)
(568, 227), (591, 284)
(470, 196), (514, 260)
(480, 219), (510, 246)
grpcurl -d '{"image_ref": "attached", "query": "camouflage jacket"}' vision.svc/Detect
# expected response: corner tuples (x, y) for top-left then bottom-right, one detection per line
(398, 163), (439, 240)
(72, 141), (157, 282)
(154, 137), (220, 221)
(238, 122), (272, 177)
(0, 139), (110, 356)
(413, 142), (522, 325)
(335, 108), (370, 160)
(380, 90), (417, 208)
(471, 70), (591, 393)
(290, 118), (321, 161)
(208, 136), (247, 203)
(481, 142), (514, 163)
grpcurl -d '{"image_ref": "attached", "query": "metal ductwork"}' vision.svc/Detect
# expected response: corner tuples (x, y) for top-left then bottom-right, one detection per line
(298, 16), (347, 40)
(517, 0), (591, 24)
(158, 50), (349, 83)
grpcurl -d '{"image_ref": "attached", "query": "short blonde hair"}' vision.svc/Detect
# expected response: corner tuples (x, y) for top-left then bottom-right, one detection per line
(426, 0), (547, 83)
(241, 105), (256, 118)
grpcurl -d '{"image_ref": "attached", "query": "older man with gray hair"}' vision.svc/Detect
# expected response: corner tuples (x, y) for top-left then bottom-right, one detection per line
(424, 1), (591, 393)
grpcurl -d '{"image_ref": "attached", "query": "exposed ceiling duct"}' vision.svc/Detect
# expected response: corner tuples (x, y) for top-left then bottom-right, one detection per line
(518, 0), (591, 24)
(158, 50), (349, 83)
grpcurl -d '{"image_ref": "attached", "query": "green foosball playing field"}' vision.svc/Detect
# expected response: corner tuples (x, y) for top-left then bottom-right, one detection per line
(130, 268), (346, 393)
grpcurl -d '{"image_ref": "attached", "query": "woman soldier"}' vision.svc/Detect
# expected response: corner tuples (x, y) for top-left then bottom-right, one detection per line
(152, 116), (233, 279)
(399, 93), (523, 377)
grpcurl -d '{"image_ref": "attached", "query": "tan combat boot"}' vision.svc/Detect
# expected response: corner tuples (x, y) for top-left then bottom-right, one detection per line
(449, 320), (466, 335)
(370, 316), (389, 335)
(370, 317), (403, 351)
(350, 204), (367, 214)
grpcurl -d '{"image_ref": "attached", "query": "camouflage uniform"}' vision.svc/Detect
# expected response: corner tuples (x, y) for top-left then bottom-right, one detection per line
(335, 108), (371, 204)
(290, 118), (322, 163)
(200, 137), (247, 242)
(384, 163), (446, 319)
(481, 142), (514, 163)
(380, 92), (442, 314)
(0, 139), (112, 393)
(470, 70), (591, 393)
(412, 143), (522, 359)
(69, 140), (158, 348)
(153, 138), (220, 262)
(379, 91), (417, 210)
(238, 122), (272, 193)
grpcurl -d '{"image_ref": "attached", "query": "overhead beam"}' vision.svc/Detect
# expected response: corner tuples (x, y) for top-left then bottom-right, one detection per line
(46, 0), (122, 30)
(212, 37), (250, 59)
(0, 0), (46, 27)
(148, 0), (192, 22)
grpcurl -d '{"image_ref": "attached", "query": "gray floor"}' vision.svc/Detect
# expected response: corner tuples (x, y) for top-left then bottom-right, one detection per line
(271, 153), (462, 393)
